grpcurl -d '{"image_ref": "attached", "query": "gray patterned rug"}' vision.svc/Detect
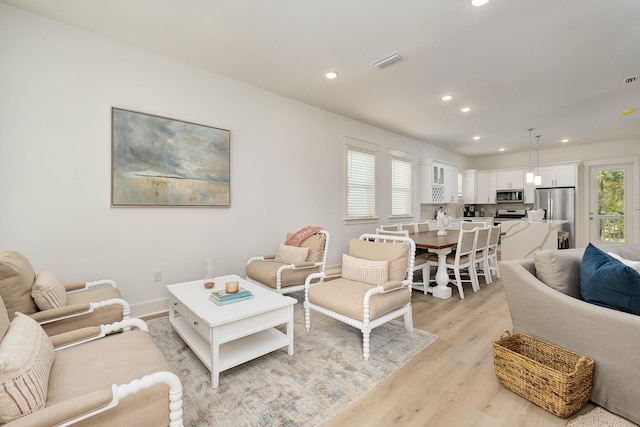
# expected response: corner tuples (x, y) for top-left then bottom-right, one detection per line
(566, 407), (638, 427)
(147, 293), (438, 426)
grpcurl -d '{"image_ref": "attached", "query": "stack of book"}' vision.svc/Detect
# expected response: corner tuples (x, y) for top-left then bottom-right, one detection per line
(209, 287), (254, 306)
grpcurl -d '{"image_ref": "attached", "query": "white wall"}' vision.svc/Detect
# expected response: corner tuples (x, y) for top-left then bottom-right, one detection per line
(0, 4), (468, 315)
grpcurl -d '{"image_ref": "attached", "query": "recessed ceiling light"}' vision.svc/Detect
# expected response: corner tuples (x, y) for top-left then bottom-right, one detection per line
(561, 139), (569, 143)
(441, 95), (453, 101)
(499, 148), (505, 152)
(471, 0), (491, 6)
(325, 71), (338, 79)
(473, 136), (480, 140)
(461, 107), (472, 113)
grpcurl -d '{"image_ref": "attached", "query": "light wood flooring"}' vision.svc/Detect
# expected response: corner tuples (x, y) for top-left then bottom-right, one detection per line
(324, 276), (595, 427)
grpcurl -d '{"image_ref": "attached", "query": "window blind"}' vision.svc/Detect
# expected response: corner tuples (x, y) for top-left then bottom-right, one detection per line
(391, 157), (412, 216)
(346, 148), (376, 218)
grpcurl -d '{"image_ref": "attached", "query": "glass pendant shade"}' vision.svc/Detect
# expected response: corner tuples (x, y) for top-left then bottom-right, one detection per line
(526, 128), (534, 184)
(526, 171), (534, 184)
(533, 134), (542, 186)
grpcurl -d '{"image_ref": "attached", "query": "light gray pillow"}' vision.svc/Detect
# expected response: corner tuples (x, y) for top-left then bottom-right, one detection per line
(533, 249), (584, 298)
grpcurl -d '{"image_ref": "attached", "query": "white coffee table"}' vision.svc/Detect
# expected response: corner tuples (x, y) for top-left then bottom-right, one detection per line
(167, 274), (296, 388)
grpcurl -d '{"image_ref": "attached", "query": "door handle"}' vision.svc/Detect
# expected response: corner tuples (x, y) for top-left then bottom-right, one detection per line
(589, 212), (594, 220)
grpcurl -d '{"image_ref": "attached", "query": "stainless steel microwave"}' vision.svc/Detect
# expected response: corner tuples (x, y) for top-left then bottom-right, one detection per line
(496, 189), (524, 203)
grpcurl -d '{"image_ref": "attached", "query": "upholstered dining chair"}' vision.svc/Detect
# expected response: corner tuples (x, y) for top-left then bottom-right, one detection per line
(486, 224), (502, 280)
(473, 226), (492, 285)
(415, 221), (436, 232)
(399, 223), (417, 234)
(426, 228), (479, 299)
(304, 233), (416, 361)
(459, 222), (492, 285)
(375, 228), (408, 237)
(378, 224), (400, 231)
(460, 221), (487, 230)
(375, 229), (433, 293)
(245, 228), (330, 294)
(0, 251), (130, 336)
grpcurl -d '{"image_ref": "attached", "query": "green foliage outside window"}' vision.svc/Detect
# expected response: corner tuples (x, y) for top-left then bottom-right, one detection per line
(598, 170), (624, 242)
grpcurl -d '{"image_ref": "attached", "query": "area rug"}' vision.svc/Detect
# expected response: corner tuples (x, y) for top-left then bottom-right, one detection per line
(566, 407), (638, 427)
(147, 295), (437, 427)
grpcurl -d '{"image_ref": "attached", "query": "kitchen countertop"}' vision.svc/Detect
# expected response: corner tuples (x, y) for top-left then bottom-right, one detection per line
(502, 219), (568, 224)
(499, 220), (568, 260)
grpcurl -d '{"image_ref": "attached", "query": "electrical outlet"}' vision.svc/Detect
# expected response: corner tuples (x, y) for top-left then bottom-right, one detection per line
(153, 270), (162, 282)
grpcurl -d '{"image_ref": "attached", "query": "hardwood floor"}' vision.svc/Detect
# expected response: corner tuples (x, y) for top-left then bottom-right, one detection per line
(324, 276), (594, 427)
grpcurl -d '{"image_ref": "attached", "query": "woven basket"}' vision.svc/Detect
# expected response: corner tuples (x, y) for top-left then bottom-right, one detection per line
(493, 330), (594, 418)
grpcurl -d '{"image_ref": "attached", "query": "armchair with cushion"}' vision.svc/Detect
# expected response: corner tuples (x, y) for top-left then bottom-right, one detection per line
(0, 294), (183, 426)
(304, 233), (415, 361)
(246, 227), (330, 294)
(0, 251), (130, 336)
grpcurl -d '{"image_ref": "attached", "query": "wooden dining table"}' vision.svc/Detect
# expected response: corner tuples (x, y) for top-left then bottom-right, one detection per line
(411, 229), (460, 299)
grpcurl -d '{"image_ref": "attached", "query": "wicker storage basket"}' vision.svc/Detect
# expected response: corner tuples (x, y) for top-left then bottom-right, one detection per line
(493, 330), (594, 418)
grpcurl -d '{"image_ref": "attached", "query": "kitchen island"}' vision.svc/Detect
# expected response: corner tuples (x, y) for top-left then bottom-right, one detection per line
(499, 220), (569, 260)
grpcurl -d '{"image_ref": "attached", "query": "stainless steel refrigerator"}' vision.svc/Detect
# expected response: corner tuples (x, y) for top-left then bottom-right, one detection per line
(534, 187), (576, 248)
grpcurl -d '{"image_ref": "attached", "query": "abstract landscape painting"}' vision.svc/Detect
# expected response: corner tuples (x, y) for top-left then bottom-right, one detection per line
(111, 108), (230, 207)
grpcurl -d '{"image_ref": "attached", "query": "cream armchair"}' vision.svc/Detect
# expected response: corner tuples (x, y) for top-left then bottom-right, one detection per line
(0, 251), (130, 336)
(246, 229), (330, 294)
(304, 233), (415, 361)
(0, 295), (182, 426)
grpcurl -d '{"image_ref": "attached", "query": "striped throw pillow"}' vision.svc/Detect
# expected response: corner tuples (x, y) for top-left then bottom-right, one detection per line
(0, 313), (55, 423)
(342, 254), (388, 285)
(31, 270), (67, 310)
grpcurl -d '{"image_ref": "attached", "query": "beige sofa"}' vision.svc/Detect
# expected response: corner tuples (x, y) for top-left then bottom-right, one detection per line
(501, 243), (640, 424)
(0, 251), (129, 336)
(0, 294), (183, 426)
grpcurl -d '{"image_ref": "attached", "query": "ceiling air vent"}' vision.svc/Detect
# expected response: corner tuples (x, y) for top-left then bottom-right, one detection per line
(371, 51), (406, 70)
(622, 75), (638, 85)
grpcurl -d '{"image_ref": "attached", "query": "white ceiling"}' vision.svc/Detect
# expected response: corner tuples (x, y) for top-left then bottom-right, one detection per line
(4, 0), (640, 157)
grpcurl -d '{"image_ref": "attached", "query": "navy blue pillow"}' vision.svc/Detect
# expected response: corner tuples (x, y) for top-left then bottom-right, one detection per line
(580, 243), (640, 315)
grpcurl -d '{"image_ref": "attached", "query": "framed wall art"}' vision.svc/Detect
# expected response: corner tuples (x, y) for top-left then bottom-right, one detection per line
(111, 108), (230, 207)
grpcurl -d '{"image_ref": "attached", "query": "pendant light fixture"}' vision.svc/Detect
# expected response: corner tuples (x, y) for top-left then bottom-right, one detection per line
(534, 135), (542, 186)
(526, 128), (534, 184)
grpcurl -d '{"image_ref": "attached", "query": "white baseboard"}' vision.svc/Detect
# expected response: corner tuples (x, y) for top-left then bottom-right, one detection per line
(130, 269), (344, 318)
(130, 297), (169, 318)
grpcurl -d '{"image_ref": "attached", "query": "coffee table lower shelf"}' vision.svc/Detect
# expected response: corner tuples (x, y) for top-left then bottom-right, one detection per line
(170, 316), (291, 387)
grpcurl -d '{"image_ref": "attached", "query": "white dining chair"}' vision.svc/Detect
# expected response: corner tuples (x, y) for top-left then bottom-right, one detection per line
(399, 222), (418, 234)
(376, 228), (432, 293)
(486, 224), (501, 280)
(375, 228), (408, 237)
(416, 221), (436, 232)
(426, 228), (479, 299)
(473, 226), (492, 285)
(460, 221), (487, 230)
(378, 224), (401, 232)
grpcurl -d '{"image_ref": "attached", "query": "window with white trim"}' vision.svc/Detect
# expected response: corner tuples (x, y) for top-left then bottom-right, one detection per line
(345, 138), (377, 220)
(391, 156), (412, 217)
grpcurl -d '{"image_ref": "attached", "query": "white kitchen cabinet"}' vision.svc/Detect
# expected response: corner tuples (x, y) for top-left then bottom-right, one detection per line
(443, 163), (458, 203)
(421, 160), (459, 204)
(537, 164), (577, 187)
(477, 171), (497, 204)
(463, 169), (477, 204)
(496, 169), (524, 190)
(464, 169), (496, 204)
(524, 182), (535, 204)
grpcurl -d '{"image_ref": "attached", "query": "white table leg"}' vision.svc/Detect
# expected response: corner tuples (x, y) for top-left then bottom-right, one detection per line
(286, 305), (294, 355)
(430, 248), (452, 299)
(211, 332), (220, 388)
